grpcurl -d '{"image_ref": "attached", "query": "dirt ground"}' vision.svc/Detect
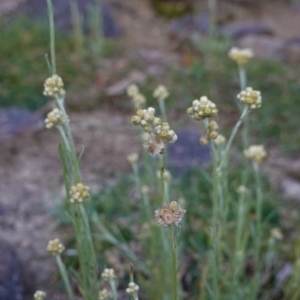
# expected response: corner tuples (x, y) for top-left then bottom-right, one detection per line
(1, 0), (300, 299)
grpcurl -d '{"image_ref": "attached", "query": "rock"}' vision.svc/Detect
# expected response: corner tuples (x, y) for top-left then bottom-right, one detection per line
(168, 129), (211, 175)
(0, 243), (23, 300)
(283, 39), (300, 63)
(0, 108), (43, 140)
(14, 0), (122, 38)
(281, 178), (300, 201)
(219, 22), (273, 40)
(168, 14), (210, 38)
(236, 35), (284, 60)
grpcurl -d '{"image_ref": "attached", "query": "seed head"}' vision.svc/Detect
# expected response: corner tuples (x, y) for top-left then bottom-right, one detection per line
(99, 289), (110, 300)
(244, 145), (267, 163)
(153, 85), (169, 100)
(154, 202), (186, 227)
(34, 291), (46, 300)
(237, 87), (262, 109)
(228, 47), (254, 65)
(47, 239), (65, 255)
(187, 96), (218, 120)
(70, 183), (90, 204)
(101, 268), (116, 281)
(126, 282), (139, 294)
(45, 108), (65, 129)
(43, 74), (65, 97)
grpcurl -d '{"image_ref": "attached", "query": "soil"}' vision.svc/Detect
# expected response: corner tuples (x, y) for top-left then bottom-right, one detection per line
(1, 0), (300, 299)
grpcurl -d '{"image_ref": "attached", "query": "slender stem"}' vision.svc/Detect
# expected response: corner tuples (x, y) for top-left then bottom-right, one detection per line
(168, 227), (178, 300)
(158, 98), (167, 122)
(218, 106), (249, 172)
(56, 255), (75, 300)
(238, 65), (246, 91)
(253, 161), (263, 299)
(132, 163), (141, 198)
(46, 0), (56, 74)
(159, 156), (166, 205)
(109, 279), (118, 300)
(211, 145), (219, 300)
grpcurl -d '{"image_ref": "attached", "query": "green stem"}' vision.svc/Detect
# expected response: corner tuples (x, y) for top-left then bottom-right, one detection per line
(46, 0), (56, 74)
(168, 227), (178, 300)
(253, 161), (263, 298)
(56, 255), (75, 300)
(159, 156), (166, 205)
(218, 106), (249, 172)
(158, 98), (167, 122)
(238, 65), (246, 91)
(109, 279), (118, 300)
(132, 163), (141, 198)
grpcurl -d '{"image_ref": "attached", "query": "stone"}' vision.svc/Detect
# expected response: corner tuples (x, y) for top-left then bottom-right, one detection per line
(283, 39), (300, 63)
(236, 35), (284, 60)
(168, 129), (211, 175)
(0, 243), (23, 300)
(14, 0), (122, 38)
(0, 108), (43, 140)
(219, 22), (273, 40)
(168, 14), (210, 38)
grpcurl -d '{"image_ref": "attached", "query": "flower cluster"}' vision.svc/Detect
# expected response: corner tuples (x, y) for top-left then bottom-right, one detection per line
(34, 291), (46, 300)
(45, 108), (65, 129)
(154, 201), (186, 227)
(228, 47), (254, 65)
(99, 289), (110, 300)
(237, 87), (262, 109)
(126, 282), (139, 295)
(70, 183), (90, 204)
(244, 145), (267, 163)
(101, 268), (115, 281)
(47, 239), (65, 255)
(153, 85), (169, 100)
(43, 74), (65, 97)
(127, 84), (146, 109)
(127, 153), (139, 164)
(187, 96), (218, 121)
(132, 107), (177, 157)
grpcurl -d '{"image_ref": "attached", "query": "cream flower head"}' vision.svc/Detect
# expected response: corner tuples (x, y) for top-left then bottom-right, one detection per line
(187, 96), (218, 120)
(70, 183), (90, 204)
(47, 239), (65, 255)
(237, 87), (262, 109)
(43, 74), (65, 97)
(34, 291), (46, 300)
(244, 145), (267, 163)
(228, 47), (254, 65)
(153, 85), (169, 100)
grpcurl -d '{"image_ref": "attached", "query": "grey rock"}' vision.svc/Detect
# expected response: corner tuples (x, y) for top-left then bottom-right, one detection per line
(0, 108), (43, 140)
(168, 130), (211, 175)
(283, 39), (300, 63)
(219, 22), (273, 40)
(0, 244), (23, 300)
(236, 34), (284, 60)
(168, 14), (210, 37)
(15, 0), (122, 38)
